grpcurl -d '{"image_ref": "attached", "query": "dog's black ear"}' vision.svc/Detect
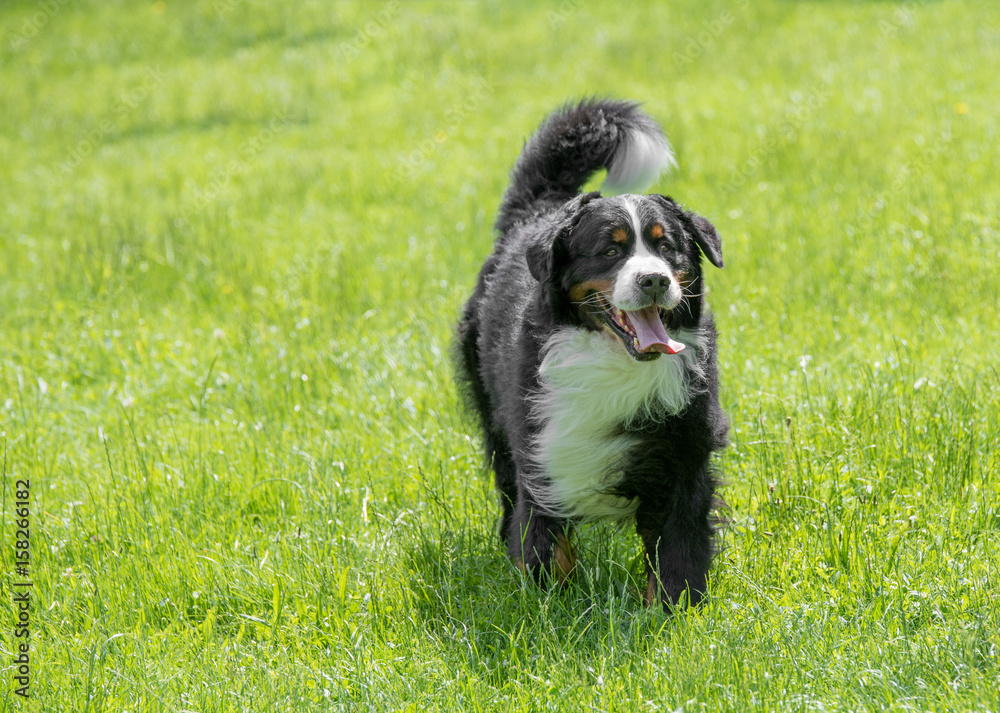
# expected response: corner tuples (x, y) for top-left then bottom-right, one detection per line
(652, 195), (723, 269)
(525, 192), (598, 283)
(525, 233), (560, 283)
(685, 212), (724, 268)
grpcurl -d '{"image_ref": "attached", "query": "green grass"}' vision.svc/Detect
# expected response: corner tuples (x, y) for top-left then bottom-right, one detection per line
(1, 0), (999, 710)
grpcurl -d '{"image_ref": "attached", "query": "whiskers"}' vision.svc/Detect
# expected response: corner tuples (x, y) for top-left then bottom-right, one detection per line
(574, 290), (613, 311)
(677, 282), (703, 320)
(572, 280), (703, 322)
(680, 283), (704, 301)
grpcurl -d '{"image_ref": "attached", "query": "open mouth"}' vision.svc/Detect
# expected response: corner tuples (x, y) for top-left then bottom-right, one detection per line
(594, 295), (686, 361)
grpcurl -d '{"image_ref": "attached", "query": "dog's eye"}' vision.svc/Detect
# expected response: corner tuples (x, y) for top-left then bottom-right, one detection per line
(603, 247), (620, 257)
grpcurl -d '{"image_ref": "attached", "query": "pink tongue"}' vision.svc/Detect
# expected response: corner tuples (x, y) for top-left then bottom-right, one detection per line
(625, 306), (685, 354)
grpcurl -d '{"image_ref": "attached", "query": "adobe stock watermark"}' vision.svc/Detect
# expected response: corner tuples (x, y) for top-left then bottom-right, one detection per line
(851, 135), (948, 233)
(877, 0), (929, 38)
(673, 0), (750, 68)
(56, 66), (166, 176)
(213, 0), (245, 18)
(721, 85), (831, 194)
(7, 0), (75, 52)
(179, 108), (293, 221)
(548, 0), (581, 28)
(396, 75), (495, 180)
(336, 1), (401, 63)
(10, 473), (33, 699)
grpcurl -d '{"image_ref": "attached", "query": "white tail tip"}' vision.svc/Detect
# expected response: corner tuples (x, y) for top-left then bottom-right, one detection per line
(602, 128), (676, 196)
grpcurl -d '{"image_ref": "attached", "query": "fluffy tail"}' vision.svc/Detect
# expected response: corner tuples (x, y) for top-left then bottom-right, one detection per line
(495, 99), (675, 234)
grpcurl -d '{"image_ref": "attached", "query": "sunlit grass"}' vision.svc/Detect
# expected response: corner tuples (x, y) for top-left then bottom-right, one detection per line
(1, 0), (998, 710)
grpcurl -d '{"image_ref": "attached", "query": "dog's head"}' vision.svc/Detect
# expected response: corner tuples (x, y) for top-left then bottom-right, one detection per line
(527, 192), (723, 361)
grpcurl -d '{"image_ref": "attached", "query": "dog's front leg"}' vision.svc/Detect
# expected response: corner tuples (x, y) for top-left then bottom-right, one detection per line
(506, 494), (575, 586)
(636, 481), (715, 608)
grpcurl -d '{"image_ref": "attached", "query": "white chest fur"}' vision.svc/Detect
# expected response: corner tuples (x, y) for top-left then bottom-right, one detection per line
(527, 327), (703, 521)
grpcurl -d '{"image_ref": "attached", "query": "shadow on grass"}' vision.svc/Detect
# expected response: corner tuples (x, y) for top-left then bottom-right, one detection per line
(110, 111), (312, 145)
(389, 498), (676, 687)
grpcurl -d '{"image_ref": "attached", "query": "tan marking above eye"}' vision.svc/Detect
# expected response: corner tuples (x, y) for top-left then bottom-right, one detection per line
(649, 223), (664, 240)
(611, 227), (628, 243)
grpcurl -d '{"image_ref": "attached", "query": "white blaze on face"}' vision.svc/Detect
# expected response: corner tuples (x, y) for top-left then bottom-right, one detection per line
(610, 196), (682, 311)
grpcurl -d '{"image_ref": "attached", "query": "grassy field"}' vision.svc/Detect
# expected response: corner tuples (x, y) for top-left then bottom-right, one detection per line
(2, 0), (999, 710)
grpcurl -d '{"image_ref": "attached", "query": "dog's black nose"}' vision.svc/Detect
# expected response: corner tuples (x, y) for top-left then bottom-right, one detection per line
(637, 273), (671, 299)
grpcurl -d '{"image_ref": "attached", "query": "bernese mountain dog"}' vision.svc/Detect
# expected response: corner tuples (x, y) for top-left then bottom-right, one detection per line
(456, 99), (728, 607)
